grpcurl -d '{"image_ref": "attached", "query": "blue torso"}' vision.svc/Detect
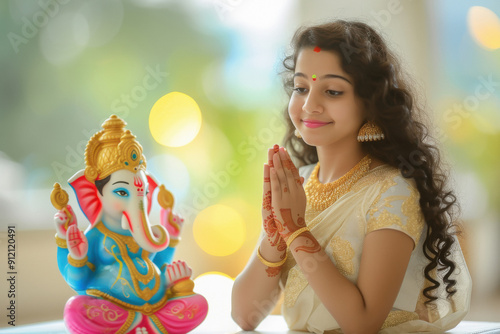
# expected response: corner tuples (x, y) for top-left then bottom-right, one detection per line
(57, 222), (174, 307)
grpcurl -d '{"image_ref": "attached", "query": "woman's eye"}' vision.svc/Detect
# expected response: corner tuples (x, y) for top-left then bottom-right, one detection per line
(293, 87), (307, 94)
(327, 90), (343, 96)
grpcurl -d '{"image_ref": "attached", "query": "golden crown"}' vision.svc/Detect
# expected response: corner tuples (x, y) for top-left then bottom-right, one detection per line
(84, 115), (147, 182)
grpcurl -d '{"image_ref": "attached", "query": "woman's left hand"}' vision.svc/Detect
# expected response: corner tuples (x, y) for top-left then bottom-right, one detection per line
(269, 145), (307, 243)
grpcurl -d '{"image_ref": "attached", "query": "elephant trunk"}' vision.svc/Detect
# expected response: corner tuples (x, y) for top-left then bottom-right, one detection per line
(122, 200), (169, 253)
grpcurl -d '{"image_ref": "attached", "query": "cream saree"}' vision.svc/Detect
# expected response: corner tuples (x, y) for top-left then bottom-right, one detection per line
(279, 163), (472, 334)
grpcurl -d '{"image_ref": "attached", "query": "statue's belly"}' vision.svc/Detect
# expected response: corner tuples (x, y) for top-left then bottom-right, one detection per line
(87, 259), (166, 306)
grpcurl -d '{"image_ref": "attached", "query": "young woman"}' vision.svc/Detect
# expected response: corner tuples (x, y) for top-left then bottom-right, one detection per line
(231, 20), (471, 334)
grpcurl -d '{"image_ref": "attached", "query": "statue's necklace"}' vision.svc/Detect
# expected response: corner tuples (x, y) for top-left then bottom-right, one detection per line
(97, 223), (158, 289)
(304, 155), (372, 211)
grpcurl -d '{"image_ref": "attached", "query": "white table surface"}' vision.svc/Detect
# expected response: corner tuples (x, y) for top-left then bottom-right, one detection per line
(1, 316), (500, 333)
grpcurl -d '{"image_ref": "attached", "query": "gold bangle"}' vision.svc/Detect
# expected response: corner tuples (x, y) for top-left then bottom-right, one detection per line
(68, 255), (88, 268)
(257, 247), (287, 267)
(286, 227), (310, 248)
(168, 237), (180, 248)
(55, 234), (67, 248)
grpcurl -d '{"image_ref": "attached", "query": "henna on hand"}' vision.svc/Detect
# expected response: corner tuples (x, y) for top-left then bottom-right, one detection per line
(293, 232), (321, 254)
(264, 214), (281, 246)
(277, 238), (287, 254)
(263, 190), (272, 211)
(276, 208), (306, 240)
(282, 148), (303, 185)
(265, 266), (281, 278)
(263, 158), (287, 255)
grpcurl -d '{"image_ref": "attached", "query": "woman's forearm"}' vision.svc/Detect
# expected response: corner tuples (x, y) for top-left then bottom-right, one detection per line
(288, 232), (381, 334)
(231, 236), (285, 330)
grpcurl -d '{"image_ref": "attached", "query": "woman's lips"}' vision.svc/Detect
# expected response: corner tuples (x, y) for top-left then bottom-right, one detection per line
(302, 120), (333, 128)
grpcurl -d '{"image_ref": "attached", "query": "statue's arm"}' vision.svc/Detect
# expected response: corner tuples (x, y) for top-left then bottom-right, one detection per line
(152, 246), (175, 268)
(152, 207), (184, 267)
(56, 223), (98, 292)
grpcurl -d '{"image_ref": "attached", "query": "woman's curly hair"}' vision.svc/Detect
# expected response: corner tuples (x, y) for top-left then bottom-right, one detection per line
(280, 20), (460, 305)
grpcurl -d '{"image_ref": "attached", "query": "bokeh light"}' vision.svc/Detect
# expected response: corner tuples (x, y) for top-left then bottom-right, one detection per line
(467, 6), (500, 50)
(39, 12), (89, 65)
(193, 204), (246, 256)
(219, 196), (262, 242)
(147, 154), (190, 201)
(193, 272), (239, 333)
(149, 92), (202, 147)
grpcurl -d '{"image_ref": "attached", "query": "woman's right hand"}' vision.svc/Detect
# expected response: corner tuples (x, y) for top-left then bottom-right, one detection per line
(262, 147), (287, 252)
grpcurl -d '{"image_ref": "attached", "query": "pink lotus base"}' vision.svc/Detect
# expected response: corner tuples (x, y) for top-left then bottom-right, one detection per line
(64, 294), (208, 334)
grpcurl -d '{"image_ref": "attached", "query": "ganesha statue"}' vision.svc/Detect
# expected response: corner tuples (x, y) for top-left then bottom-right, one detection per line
(50, 115), (208, 334)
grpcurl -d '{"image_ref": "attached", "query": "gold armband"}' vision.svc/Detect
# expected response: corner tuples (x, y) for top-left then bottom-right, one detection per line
(257, 247), (287, 267)
(68, 255), (88, 268)
(168, 237), (180, 248)
(55, 234), (67, 248)
(285, 227), (310, 248)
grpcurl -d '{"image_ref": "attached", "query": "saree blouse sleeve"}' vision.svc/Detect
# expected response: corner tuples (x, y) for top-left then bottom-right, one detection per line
(365, 174), (425, 247)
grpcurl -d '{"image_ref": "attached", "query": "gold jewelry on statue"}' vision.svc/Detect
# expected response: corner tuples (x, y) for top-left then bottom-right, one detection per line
(357, 121), (385, 142)
(55, 234), (67, 248)
(257, 247), (287, 267)
(168, 237), (180, 248)
(96, 222), (160, 301)
(170, 279), (195, 298)
(294, 129), (302, 139)
(286, 227), (310, 247)
(305, 155), (372, 210)
(86, 289), (169, 315)
(68, 255), (88, 268)
(84, 115), (147, 182)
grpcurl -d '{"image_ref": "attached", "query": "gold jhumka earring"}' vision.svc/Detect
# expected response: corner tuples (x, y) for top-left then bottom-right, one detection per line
(294, 129), (302, 139)
(357, 121), (385, 142)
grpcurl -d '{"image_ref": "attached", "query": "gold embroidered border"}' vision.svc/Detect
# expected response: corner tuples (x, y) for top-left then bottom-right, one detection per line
(366, 177), (399, 219)
(303, 166), (399, 233)
(86, 289), (169, 315)
(366, 180), (425, 245)
(284, 268), (308, 308)
(351, 165), (399, 194)
(380, 310), (419, 329)
(401, 183), (425, 245)
(329, 236), (355, 277)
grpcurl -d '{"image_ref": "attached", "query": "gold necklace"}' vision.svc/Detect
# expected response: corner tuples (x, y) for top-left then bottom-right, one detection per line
(96, 222), (160, 301)
(304, 155), (372, 211)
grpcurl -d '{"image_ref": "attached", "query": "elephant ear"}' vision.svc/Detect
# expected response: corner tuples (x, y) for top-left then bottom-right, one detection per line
(68, 170), (102, 227)
(146, 172), (159, 215)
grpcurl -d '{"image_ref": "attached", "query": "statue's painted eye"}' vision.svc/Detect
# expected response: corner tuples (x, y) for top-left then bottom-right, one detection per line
(113, 188), (130, 197)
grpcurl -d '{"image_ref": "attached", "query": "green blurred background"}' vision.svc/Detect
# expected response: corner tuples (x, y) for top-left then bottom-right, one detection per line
(0, 0), (499, 328)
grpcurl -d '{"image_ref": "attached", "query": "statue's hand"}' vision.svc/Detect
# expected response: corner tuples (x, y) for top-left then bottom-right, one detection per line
(54, 205), (77, 239)
(160, 208), (185, 239)
(67, 225), (88, 260)
(166, 260), (192, 287)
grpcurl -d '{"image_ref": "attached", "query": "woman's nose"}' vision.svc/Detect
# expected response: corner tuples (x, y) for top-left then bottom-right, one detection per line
(302, 92), (322, 114)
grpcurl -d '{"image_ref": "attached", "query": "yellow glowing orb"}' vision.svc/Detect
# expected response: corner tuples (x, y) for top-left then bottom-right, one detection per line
(193, 204), (246, 257)
(149, 92), (202, 147)
(467, 6), (500, 50)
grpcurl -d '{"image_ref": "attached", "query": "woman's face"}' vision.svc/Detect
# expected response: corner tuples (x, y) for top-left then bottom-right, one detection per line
(288, 47), (366, 148)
